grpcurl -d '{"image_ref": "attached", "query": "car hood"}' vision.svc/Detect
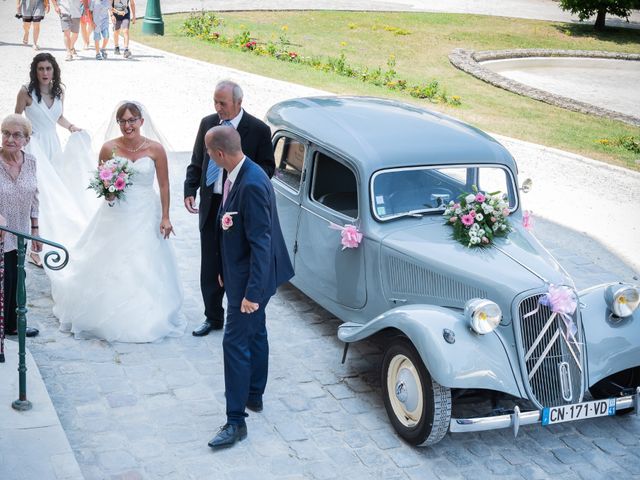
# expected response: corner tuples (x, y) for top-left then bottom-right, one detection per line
(379, 220), (572, 311)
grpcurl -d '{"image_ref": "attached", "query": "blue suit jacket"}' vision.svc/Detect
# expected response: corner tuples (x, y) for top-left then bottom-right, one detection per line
(217, 158), (294, 307)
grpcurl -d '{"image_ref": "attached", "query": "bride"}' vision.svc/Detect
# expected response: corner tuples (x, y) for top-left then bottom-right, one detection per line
(50, 101), (185, 343)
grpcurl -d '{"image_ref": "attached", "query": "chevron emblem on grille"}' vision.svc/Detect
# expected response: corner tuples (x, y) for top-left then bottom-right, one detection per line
(525, 312), (583, 381)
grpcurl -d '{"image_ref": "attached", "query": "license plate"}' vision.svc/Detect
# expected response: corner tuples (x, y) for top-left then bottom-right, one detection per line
(541, 398), (616, 425)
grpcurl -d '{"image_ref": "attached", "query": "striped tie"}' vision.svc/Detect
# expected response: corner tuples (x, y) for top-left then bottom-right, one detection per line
(205, 157), (220, 187)
(205, 120), (234, 187)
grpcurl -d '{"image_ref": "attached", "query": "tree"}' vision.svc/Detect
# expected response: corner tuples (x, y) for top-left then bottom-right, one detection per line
(559, 0), (636, 29)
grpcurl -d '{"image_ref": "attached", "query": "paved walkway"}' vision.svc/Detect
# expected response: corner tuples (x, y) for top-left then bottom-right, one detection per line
(0, 2), (639, 479)
(138, 0), (640, 29)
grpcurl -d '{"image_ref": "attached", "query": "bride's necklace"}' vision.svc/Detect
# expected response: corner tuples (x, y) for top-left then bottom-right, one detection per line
(121, 137), (148, 153)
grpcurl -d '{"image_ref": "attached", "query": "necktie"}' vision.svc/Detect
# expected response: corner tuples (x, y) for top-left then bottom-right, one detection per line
(205, 158), (219, 187)
(205, 120), (234, 187)
(222, 178), (232, 206)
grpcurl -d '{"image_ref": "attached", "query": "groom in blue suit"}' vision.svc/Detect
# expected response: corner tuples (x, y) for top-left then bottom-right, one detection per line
(204, 126), (294, 449)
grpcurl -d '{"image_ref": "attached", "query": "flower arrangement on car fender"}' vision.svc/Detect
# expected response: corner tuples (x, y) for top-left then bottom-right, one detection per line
(88, 156), (135, 206)
(443, 186), (511, 248)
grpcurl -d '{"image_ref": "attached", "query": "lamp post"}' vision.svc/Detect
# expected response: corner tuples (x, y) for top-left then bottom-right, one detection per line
(142, 0), (164, 36)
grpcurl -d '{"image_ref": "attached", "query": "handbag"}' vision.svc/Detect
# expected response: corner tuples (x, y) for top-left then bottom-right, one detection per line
(0, 238), (5, 363)
(113, 0), (128, 16)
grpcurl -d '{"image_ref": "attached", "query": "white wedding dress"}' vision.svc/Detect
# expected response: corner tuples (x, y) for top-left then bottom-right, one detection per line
(24, 90), (99, 248)
(50, 156), (185, 343)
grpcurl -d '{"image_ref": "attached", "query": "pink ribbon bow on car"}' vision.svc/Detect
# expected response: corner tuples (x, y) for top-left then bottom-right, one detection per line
(329, 223), (363, 250)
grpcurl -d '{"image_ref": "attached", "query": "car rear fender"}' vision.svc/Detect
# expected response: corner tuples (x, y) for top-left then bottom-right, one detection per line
(579, 284), (640, 386)
(338, 304), (522, 397)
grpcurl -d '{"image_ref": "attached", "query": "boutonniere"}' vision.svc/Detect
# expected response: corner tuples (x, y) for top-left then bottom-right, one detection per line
(221, 212), (238, 231)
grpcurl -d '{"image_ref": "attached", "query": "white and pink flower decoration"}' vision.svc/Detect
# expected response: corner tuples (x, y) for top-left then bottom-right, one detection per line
(443, 186), (511, 248)
(522, 210), (534, 231)
(88, 156), (134, 205)
(329, 222), (363, 250)
(524, 284), (579, 343)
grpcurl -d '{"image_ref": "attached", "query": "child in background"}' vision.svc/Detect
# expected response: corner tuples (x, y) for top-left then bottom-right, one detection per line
(80, 0), (93, 49)
(90, 0), (110, 60)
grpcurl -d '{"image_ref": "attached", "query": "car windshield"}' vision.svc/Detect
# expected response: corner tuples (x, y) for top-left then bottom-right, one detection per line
(371, 165), (517, 221)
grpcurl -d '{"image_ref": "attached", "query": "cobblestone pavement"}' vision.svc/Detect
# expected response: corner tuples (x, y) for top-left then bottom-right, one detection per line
(1, 1), (639, 479)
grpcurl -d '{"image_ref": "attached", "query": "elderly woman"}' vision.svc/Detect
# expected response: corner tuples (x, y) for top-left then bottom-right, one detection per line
(0, 114), (40, 337)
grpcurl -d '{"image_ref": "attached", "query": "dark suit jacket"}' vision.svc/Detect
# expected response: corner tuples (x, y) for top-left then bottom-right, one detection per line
(184, 110), (275, 230)
(217, 159), (294, 307)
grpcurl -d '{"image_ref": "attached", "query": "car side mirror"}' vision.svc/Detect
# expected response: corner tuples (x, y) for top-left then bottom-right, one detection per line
(520, 178), (533, 193)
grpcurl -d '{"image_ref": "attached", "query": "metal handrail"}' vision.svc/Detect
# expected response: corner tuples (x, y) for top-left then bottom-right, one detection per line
(0, 225), (69, 411)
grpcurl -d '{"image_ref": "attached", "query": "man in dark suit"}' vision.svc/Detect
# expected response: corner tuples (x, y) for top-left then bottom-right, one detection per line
(184, 80), (275, 336)
(205, 126), (294, 449)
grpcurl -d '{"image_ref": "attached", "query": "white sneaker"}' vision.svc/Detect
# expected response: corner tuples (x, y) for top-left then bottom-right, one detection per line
(65, 52), (73, 61)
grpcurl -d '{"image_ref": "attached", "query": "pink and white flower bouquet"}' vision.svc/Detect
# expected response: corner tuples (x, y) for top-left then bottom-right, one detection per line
(88, 157), (135, 205)
(443, 186), (511, 248)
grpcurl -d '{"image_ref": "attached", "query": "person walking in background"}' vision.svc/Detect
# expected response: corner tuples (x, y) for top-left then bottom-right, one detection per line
(204, 126), (293, 449)
(111, 0), (134, 58)
(0, 114), (41, 338)
(90, 0), (110, 60)
(79, 0), (93, 50)
(50, 0), (82, 61)
(17, 0), (49, 50)
(184, 80), (275, 338)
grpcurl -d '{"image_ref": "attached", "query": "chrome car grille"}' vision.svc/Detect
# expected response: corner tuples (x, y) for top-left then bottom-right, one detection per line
(517, 294), (584, 408)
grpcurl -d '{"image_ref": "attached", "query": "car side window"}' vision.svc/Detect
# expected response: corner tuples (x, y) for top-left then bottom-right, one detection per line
(311, 152), (358, 218)
(274, 136), (306, 192)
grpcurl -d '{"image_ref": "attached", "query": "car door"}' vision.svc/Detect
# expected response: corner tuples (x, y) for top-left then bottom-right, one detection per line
(295, 149), (367, 310)
(271, 133), (308, 266)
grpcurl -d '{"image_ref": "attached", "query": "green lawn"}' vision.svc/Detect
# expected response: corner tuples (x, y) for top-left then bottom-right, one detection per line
(133, 11), (640, 170)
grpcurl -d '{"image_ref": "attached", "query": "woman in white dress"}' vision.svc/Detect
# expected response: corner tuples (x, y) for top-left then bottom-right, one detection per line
(15, 53), (95, 265)
(51, 102), (185, 342)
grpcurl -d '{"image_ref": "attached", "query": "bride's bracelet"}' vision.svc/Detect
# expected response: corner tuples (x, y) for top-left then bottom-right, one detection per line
(68, 124), (75, 132)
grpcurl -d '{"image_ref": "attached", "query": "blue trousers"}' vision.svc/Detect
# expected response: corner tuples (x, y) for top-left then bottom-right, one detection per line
(223, 300), (269, 425)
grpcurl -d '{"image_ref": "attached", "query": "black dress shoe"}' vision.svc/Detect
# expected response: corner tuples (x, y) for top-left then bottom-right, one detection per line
(208, 423), (247, 449)
(192, 319), (223, 337)
(26, 327), (39, 337)
(8, 327), (39, 337)
(246, 399), (263, 412)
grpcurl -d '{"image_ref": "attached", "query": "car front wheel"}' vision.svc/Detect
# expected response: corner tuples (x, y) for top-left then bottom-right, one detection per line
(382, 338), (451, 446)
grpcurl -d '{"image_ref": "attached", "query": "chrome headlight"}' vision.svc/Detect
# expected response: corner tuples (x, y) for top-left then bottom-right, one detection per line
(605, 284), (640, 318)
(465, 299), (502, 334)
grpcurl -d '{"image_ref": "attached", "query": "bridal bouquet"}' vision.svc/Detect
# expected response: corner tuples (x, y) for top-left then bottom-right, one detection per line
(443, 186), (511, 248)
(88, 157), (135, 205)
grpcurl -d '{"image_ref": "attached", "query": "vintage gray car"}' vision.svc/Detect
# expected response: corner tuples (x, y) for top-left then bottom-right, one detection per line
(265, 96), (640, 446)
